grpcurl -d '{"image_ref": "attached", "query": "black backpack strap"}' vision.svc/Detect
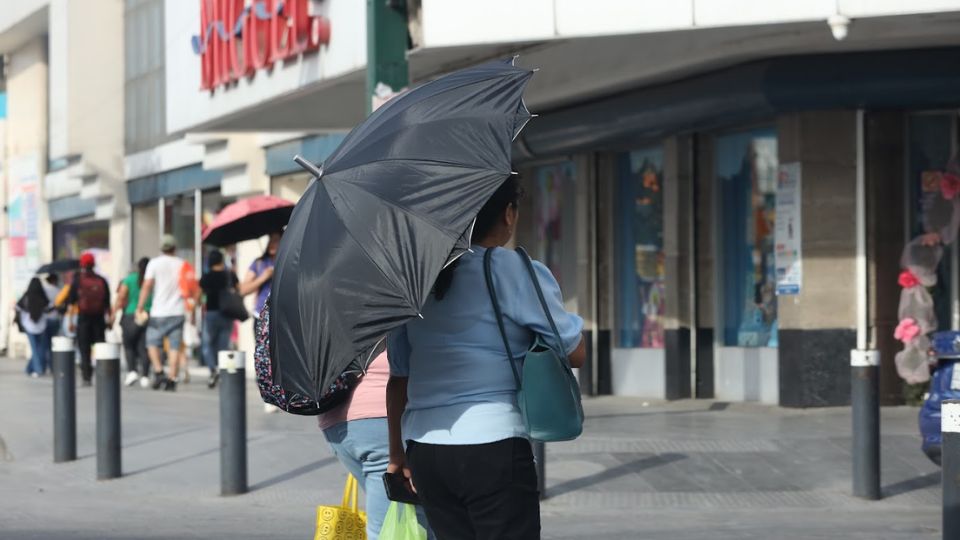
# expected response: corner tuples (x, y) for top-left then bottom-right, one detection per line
(516, 247), (565, 356)
(484, 248), (522, 390)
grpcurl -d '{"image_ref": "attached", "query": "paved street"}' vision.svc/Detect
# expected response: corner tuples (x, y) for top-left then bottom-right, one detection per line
(0, 358), (942, 539)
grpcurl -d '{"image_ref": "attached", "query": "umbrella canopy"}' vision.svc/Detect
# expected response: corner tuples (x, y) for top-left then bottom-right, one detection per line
(38, 259), (80, 274)
(202, 195), (295, 247)
(271, 59), (533, 403)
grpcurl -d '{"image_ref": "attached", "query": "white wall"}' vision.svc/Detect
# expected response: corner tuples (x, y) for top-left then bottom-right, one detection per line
(419, 0), (960, 46)
(164, 0), (367, 134)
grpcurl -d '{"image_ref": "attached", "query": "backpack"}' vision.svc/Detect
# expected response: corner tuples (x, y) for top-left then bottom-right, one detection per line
(254, 294), (360, 415)
(76, 272), (107, 316)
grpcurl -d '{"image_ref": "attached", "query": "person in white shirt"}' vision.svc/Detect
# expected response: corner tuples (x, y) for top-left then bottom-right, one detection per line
(137, 235), (194, 392)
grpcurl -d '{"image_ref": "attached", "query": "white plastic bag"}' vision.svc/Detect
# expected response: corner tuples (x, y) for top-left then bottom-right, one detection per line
(900, 237), (943, 286)
(898, 287), (938, 335)
(895, 336), (932, 384)
(183, 320), (200, 349)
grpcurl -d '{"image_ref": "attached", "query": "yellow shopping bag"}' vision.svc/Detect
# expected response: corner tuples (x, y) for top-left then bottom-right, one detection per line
(315, 474), (367, 540)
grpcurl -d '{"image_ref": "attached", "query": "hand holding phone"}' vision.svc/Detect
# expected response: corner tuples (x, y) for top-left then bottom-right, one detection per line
(382, 471), (420, 505)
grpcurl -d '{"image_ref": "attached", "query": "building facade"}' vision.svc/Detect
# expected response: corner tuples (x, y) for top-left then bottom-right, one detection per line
(1, 0), (959, 406)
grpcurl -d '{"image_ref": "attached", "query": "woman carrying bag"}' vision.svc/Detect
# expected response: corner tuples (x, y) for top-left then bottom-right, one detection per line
(17, 277), (53, 377)
(386, 177), (586, 539)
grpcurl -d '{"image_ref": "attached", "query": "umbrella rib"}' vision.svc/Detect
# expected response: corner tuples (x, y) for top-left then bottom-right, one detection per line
(325, 114), (529, 176)
(327, 161), (510, 237)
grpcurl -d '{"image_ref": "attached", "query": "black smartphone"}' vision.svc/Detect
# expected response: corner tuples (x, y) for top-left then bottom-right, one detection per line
(382, 472), (420, 505)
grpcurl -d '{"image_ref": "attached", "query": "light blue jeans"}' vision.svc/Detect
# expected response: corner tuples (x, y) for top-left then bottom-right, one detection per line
(323, 417), (432, 540)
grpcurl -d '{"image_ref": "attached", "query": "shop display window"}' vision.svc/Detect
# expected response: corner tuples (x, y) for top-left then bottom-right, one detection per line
(615, 147), (665, 349)
(716, 128), (779, 347)
(532, 162), (575, 288)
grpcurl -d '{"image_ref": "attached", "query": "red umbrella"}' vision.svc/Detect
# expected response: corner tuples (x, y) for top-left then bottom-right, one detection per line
(202, 195), (295, 246)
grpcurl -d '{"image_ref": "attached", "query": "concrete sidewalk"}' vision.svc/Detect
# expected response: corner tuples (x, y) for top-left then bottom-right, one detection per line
(0, 357), (942, 539)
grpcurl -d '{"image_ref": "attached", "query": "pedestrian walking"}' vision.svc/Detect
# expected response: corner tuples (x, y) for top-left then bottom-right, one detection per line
(199, 250), (239, 389)
(386, 178), (586, 540)
(318, 351), (433, 539)
(17, 277), (53, 377)
(137, 235), (193, 392)
(239, 231), (281, 318)
(113, 258), (152, 388)
(66, 253), (113, 386)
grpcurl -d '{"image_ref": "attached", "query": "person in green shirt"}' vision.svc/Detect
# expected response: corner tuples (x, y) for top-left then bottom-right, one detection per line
(113, 257), (152, 387)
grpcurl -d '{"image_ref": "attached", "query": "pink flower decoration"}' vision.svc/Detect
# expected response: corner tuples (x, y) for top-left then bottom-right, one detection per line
(942, 172), (960, 200)
(894, 318), (921, 344)
(898, 270), (921, 289)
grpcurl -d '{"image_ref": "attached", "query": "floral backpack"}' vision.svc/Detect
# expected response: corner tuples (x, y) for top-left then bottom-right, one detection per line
(254, 294), (360, 415)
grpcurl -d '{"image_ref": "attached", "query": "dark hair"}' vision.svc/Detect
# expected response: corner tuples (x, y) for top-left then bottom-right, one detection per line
(45, 273), (59, 286)
(208, 249), (224, 268)
(432, 177), (522, 300)
(137, 257), (150, 287)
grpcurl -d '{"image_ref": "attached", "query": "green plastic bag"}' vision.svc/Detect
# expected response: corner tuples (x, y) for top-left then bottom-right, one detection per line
(379, 502), (426, 540)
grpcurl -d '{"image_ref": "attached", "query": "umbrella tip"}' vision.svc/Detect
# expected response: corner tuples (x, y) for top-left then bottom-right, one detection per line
(511, 171), (519, 175)
(293, 154), (323, 178)
(467, 248), (475, 254)
(531, 67), (541, 73)
(418, 313), (424, 319)
(530, 113), (540, 118)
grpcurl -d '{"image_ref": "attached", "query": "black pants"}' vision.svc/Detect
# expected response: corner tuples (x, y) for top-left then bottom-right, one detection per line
(120, 314), (149, 376)
(406, 438), (540, 540)
(76, 314), (106, 383)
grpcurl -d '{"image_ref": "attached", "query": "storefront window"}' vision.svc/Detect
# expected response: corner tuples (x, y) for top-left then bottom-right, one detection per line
(717, 128), (779, 347)
(52, 219), (110, 260)
(615, 148), (665, 349)
(908, 113), (957, 327)
(164, 194), (195, 263)
(531, 162), (575, 287)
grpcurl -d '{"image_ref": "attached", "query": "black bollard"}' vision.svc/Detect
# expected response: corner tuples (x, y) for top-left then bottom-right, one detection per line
(532, 440), (546, 500)
(219, 351), (247, 496)
(944, 399), (960, 539)
(52, 337), (76, 463)
(851, 350), (880, 500)
(94, 342), (122, 480)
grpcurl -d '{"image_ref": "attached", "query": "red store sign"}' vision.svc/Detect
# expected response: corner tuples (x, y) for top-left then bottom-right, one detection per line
(191, 0), (332, 92)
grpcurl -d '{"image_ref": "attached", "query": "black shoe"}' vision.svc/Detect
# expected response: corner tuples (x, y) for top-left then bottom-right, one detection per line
(163, 379), (177, 392)
(207, 372), (219, 389)
(151, 374), (166, 390)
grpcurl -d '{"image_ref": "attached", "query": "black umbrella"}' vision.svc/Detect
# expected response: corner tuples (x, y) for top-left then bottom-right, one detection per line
(38, 259), (80, 274)
(270, 59), (534, 403)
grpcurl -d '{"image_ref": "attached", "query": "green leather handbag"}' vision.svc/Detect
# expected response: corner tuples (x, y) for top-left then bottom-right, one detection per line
(484, 247), (584, 442)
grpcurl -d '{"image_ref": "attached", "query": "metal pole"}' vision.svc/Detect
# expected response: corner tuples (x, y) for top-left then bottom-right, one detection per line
(94, 342), (122, 480)
(52, 336), (76, 463)
(852, 108), (880, 500)
(532, 440), (546, 500)
(943, 399), (960, 539)
(219, 350), (247, 496)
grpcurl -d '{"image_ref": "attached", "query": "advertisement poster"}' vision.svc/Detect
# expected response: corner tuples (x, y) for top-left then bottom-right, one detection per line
(775, 162), (802, 296)
(8, 155), (41, 297)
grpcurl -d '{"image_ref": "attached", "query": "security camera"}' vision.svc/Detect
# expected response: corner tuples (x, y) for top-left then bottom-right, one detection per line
(827, 14), (850, 41)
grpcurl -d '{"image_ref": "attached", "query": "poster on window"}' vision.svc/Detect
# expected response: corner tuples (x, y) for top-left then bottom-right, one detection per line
(8, 155), (41, 297)
(775, 162), (802, 296)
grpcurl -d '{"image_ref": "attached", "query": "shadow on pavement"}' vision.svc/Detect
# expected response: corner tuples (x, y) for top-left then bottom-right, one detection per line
(546, 453), (686, 498)
(125, 435), (265, 477)
(882, 471), (940, 498)
(249, 456), (338, 492)
(76, 426), (218, 460)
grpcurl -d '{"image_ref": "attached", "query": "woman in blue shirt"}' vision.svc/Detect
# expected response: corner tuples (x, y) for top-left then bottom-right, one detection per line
(386, 177), (586, 539)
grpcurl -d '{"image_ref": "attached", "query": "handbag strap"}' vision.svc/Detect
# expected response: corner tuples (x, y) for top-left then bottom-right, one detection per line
(516, 247), (566, 357)
(341, 474), (358, 511)
(483, 248), (522, 390)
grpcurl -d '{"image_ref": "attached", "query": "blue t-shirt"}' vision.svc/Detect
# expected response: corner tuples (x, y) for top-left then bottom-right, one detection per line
(387, 247), (583, 445)
(249, 257), (275, 316)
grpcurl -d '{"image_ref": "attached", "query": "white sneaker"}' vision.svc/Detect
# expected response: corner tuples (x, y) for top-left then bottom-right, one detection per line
(124, 371), (140, 387)
(139, 376), (150, 388)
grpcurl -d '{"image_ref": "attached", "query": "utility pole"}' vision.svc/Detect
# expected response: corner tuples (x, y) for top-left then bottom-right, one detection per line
(366, 0), (409, 115)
